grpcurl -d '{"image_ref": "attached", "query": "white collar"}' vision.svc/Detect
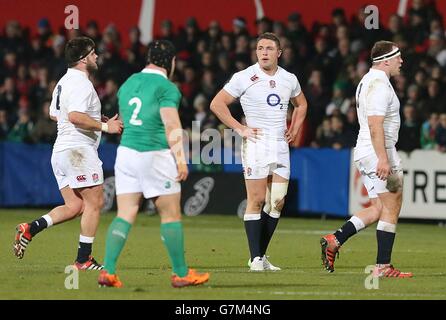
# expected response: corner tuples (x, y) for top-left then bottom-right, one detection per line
(255, 62), (280, 77)
(67, 68), (88, 78)
(141, 68), (167, 79)
(369, 68), (388, 78)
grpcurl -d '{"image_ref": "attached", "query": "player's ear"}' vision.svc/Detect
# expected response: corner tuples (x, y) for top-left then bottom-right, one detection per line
(278, 49), (282, 58)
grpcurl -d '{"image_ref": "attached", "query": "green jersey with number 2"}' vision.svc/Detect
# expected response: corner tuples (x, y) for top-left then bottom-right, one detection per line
(118, 70), (181, 151)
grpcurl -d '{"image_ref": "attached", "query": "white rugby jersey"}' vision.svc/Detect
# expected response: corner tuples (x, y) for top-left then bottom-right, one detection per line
(49, 68), (102, 152)
(224, 63), (301, 140)
(354, 68), (400, 160)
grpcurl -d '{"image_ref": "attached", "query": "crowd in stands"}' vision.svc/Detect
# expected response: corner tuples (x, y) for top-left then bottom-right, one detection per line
(1, 0), (446, 153)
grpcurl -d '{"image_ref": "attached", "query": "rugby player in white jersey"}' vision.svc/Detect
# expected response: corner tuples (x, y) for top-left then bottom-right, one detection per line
(211, 33), (308, 271)
(320, 41), (413, 278)
(13, 37), (123, 270)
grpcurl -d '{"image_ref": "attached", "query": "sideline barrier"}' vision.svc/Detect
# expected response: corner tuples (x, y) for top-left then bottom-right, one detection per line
(4, 143), (444, 219)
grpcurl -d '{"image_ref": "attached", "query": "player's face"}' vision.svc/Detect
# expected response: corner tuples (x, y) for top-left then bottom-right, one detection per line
(85, 49), (98, 73)
(256, 39), (281, 71)
(388, 48), (403, 76)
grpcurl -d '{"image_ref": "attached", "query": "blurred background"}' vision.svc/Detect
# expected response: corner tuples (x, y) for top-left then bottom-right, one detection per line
(1, 0), (446, 221)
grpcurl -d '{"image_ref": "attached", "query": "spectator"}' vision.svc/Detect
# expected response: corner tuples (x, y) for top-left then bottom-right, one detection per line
(85, 20), (102, 44)
(30, 99), (56, 144)
(326, 81), (351, 116)
(421, 112), (439, 149)
(328, 115), (356, 149)
(256, 17), (273, 36)
(157, 20), (176, 43)
(128, 26), (146, 68)
(305, 69), (331, 138)
(204, 20), (222, 52)
(28, 66), (49, 119)
(311, 117), (333, 148)
(101, 79), (119, 118)
(49, 35), (67, 80)
(193, 94), (217, 130)
(36, 18), (52, 45)
(0, 108), (9, 140)
(286, 12), (309, 49)
(177, 17), (201, 53)
(344, 105), (359, 135)
(425, 79), (444, 115)
(397, 104), (421, 152)
(435, 113), (446, 152)
(0, 77), (19, 126)
(232, 17), (249, 38)
(7, 96), (33, 143)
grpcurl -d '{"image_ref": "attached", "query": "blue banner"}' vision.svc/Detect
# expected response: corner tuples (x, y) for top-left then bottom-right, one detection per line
(0, 143), (350, 216)
(290, 148), (350, 216)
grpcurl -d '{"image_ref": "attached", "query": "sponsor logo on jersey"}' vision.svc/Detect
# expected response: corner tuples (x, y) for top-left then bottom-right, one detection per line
(92, 173), (99, 183)
(250, 74), (259, 82)
(269, 80), (276, 88)
(165, 181), (171, 189)
(76, 175), (86, 182)
(266, 93), (281, 106)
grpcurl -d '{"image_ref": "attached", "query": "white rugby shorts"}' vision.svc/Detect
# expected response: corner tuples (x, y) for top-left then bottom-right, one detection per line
(114, 146), (180, 198)
(241, 138), (290, 180)
(51, 146), (103, 189)
(354, 147), (403, 198)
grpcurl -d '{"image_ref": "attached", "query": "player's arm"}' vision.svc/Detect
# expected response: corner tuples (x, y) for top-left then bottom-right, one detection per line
(68, 112), (123, 134)
(368, 115), (390, 180)
(366, 79), (390, 180)
(160, 108), (188, 181)
(286, 92), (308, 143)
(210, 89), (261, 141)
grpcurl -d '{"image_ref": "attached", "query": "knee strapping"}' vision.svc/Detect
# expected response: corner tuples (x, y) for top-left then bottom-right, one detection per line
(268, 182), (288, 218)
(263, 186), (271, 213)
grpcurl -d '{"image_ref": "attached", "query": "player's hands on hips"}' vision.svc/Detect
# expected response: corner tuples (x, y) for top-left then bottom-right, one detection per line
(236, 126), (262, 142)
(107, 114), (124, 134)
(376, 157), (391, 180)
(176, 163), (189, 181)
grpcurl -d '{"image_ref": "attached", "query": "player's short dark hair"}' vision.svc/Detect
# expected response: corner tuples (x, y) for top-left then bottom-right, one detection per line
(256, 32), (281, 50)
(371, 40), (397, 63)
(147, 40), (176, 75)
(65, 36), (95, 68)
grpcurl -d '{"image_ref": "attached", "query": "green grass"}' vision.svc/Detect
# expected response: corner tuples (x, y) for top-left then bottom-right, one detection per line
(1, 209), (445, 300)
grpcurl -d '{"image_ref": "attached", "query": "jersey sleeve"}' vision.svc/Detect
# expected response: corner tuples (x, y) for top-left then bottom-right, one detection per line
(365, 79), (390, 116)
(67, 80), (93, 113)
(159, 82), (181, 109)
(49, 86), (58, 118)
(290, 74), (302, 98)
(223, 72), (244, 98)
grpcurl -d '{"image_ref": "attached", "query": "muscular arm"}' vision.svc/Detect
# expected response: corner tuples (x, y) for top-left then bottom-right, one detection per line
(160, 108), (186, 165)
(68, 111), (102, 131)
(368, 115), (390, 179)
(289, 92), (308, 133)
(210, 89), (244, 134)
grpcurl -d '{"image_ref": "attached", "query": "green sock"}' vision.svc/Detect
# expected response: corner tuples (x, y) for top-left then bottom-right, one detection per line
(104, 217), (132, 274)
(160, 221), (188, 277)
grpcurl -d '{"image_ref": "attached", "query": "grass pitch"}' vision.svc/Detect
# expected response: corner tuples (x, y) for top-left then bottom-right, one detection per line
(1, 209), (445, 300)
